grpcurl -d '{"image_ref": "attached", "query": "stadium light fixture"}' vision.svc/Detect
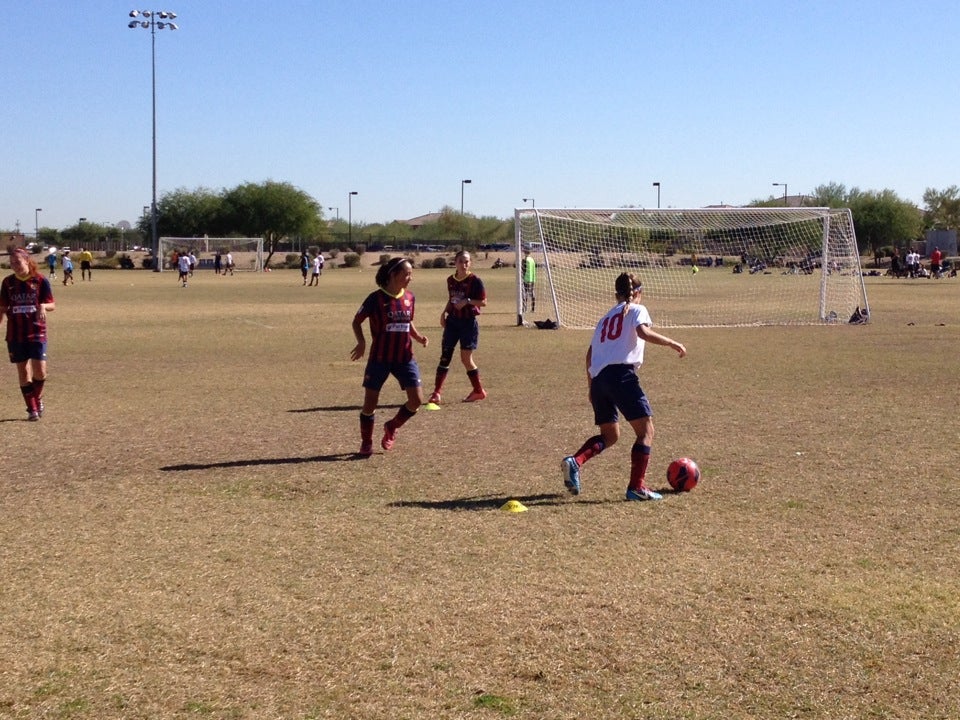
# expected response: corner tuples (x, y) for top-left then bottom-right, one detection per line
(523, 197), (535, 208)
(348, 192), (358, 246)
(328, 206), (339, 221)
(128, 9), (178, 271)
(773, 182), (788, 206)
(35, 208), (42, 243)
(652, 182), (661, 209)
(460, 179), (472, 215)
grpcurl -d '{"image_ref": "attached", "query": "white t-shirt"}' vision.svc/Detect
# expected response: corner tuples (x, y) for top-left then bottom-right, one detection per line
(588, 302), (652, 378)
(178, 255), (192, 273)
(312, 256), (322, 274)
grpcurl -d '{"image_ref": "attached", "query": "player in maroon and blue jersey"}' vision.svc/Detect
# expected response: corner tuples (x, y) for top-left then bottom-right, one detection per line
(350, 257), (429, 456)
(0, 248), (56, 421)
(427, 250), (488, 405)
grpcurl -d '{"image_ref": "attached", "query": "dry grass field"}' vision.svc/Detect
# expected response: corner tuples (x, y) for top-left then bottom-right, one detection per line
(1, 258), (958, 719)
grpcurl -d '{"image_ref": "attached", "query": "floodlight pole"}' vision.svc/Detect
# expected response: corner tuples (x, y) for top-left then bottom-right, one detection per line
(348, 192), (358, 246)
(653, 181), (661, 209)
(328, 206), (339, 221)
(773, 182), (788, 206)
(461, 179), (472, 215)
(35, 208), (42, 243)
(128, 10), (178, 271)
(523, 197), (535, 208)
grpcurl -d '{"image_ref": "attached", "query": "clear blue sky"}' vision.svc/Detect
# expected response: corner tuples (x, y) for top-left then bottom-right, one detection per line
(3, 0), (958, 232)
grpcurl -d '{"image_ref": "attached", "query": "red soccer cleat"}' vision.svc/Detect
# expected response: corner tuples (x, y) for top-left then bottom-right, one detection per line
(381, 422), (397, 451)
(462, 389), (487, 403)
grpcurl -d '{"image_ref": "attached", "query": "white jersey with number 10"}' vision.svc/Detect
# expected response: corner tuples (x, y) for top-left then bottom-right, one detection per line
(588, 303), (653, 378)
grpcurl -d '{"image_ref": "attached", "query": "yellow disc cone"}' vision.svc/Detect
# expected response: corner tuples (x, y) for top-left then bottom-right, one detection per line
(500, 500), (528, 513)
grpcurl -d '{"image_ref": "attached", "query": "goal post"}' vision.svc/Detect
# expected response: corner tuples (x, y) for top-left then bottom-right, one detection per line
(515, 207), (869, 329)
(158, 237), (264, 272)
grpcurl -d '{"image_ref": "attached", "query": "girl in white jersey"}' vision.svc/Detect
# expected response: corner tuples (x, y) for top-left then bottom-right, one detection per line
(561, 273), (687, 501)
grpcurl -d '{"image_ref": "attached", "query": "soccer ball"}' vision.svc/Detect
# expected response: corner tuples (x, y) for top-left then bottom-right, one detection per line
(667, 457), (700, 492)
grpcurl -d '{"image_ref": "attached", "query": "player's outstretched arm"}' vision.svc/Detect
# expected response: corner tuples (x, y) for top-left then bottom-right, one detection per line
(637, 324), (686, 358)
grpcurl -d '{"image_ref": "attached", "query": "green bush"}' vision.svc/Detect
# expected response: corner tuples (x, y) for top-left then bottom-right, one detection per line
(343, 253), (361, 268)
(378, 254), (392, 266)
(432, 256), (449, 268)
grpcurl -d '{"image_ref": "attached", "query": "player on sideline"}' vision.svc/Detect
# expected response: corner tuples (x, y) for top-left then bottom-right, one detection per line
(0, 248), (55, 421)
(350, 257), (429, 456)
(561, 272), (686, 501)
(428, 250), (487, 404)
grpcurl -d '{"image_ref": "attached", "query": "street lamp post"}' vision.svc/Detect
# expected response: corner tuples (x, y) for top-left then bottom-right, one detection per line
(35, 208), (42, 244)
(652, 182), (661, 209)
(128, 9), (178, 271)
(328, 206), (340, 221)
(523, 197), (535, 208)
(348, 192), (358, 246)
(773, 182), (788, 206)
(461, 179), (472, 215)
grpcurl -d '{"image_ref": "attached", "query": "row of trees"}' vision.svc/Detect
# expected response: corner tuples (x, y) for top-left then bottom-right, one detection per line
(756, 183), (960, 256)
(25, 181), (960, 264)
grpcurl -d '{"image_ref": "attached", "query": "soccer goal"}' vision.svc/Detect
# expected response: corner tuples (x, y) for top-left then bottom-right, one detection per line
(159, 237), (264, 272)
(515, 207), (869, 329)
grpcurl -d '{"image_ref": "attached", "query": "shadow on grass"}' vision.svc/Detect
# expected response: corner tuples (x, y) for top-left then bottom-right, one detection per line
(388, 492), (620, 511)
(289, 403), (403, 413)
(161, 453), (361, 472)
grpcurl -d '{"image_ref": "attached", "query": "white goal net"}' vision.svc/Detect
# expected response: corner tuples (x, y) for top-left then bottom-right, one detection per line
(515, 208), (869, 329)
(159, 237), (264, 272)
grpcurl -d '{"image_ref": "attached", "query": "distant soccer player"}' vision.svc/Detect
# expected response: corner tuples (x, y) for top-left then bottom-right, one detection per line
(561, 273), (686, 501)
(46, 249), (57, 279)
(61, 251), (74, 285)
(177, 252), (192, 287)
(428, 250), (487, 404)
(350, 257), (429, 456)
(0, 248), (56, 421)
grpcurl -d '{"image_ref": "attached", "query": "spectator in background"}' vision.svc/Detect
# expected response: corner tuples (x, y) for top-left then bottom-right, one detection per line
(930, 246), (943, 279)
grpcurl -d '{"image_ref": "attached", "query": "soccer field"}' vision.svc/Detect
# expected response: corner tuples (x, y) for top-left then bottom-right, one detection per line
(1, 263), (958, 719)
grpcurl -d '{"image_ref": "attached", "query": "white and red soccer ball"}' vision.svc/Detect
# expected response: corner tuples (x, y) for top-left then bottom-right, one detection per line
(667, 457), (701, 492)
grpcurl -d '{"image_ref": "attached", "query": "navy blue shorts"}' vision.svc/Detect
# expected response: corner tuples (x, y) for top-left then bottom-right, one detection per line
(589, 364), (652, 425)
(442, 316), (480, 351)
(8, 341), (47, 364)
(363, 359), (422, 391)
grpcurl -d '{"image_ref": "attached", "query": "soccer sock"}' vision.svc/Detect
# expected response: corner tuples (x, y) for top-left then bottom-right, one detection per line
(467, 368), (483, 392)
(31, 378), (45, 403)
(573, 435), (605, 466)
(628, 443), (652, 492)
(390, 403), (416, 429)
(20, 385), (37, 412)
(433, 366), (449, 394)
(359, 412), (375, 444)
